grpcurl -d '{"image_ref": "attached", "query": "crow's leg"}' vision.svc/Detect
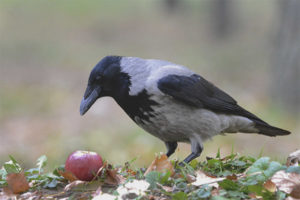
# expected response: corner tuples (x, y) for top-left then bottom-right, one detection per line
(181, 139), (203, 165)
(165, 141), (178, 157)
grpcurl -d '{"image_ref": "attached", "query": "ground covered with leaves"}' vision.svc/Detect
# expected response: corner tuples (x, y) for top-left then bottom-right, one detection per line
(0, 150), (300, 200)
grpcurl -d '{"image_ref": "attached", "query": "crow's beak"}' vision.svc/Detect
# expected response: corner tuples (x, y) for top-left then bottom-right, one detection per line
(80, 85), (101, 115)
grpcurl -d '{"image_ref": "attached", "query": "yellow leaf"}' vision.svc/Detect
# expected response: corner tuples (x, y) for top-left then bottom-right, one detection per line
(104, 168), (125, 186)
(144, 154), (174, 176)
(58, 170), (78, 182)
(263, 180), (276, 193)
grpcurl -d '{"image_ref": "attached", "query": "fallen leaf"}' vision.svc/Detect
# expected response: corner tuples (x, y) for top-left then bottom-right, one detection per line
(287, 149), (300, 167)
(5, 172), (30, 194)
(157, 183), (173, 192)
(126, 168), (137, 176)
(290, 184), (300, 199)
(92, 193), (116, 200)
(117, 180), (150, 198)
(226, 174), (238, 181)
(144, 154), (174, 176)
(192, 170), (225, 187)
(248, 193), (259, 199)
(91, 162), (107, 182)
(186, 174), (196, 183)
(263, 180), (276, 193)
(104, 168), (125, 186)
(271, 170), (300, 195)
(19, 191), (41, 199)
(58, 169), (78, 182)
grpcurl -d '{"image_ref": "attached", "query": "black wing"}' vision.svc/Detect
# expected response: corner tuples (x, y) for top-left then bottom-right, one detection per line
(157, 74), (267, 124)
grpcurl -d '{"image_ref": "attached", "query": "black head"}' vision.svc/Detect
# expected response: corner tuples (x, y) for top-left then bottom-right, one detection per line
(80, 56), (129, 115)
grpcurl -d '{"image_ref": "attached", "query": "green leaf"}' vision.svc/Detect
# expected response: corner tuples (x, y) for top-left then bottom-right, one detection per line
(263, 161), (282, 178)
(4, 161), (21, 173)
(226, 190), (247, 198)
(36, 155), (47, 173)
(53, 165), (65, 177)
(0, 168), (7, 179)
(231, 160), (246, 167)
(44, 179), (58, 188)
(219, 179), (239, 190)
(145, 171), (160, 189)
(8, 155), (19, 165)
(45, 172), (61, 179)
(247, 184), (264, 196)
(210, 196), (230, 200)
(176, 182), (187, 191)
(0, 180), (6, 186)
(216, 148), (221, 159)
(25, 168), (39, 175)
(247, 157), (270, 174)
(275, 190), (286, 200)
(220, 170), (232, 177)
(246, 157), (283, 182)
(3, 156), (22, 173)
(242, 177), (258, 186)
(0, 169), (7, 187)
(189, 160), (198, 169)
(196, 187), (211, 198)
(160, 171), (171, 185)
(172, 191), (187, 200)
(286, 166), (300, 174)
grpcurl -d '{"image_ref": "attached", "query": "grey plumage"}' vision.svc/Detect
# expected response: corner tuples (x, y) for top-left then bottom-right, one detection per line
(80, 56), (291, 164)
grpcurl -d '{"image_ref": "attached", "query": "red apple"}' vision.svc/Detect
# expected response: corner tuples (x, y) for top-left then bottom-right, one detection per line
(65, 150), (103, 181)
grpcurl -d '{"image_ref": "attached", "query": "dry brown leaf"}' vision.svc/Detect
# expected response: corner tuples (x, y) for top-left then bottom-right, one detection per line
(58, 169), (78, 182)
(90, 162), (107, 182)
(226, 174), (238, 181)
(104, 169), (126, 186)
(126, 168), (137, 176)
(263, 180), (277, 193)
(287, 149), (300, 167)
(144, 154), (174, 176)
(192, 170), (225, 187)
(186, 174), (196, 183)
(271, 170), (300, 195)
(290, 184), (300, 199)
(5, 172), (30, 194)
(173, 173), (184, 179)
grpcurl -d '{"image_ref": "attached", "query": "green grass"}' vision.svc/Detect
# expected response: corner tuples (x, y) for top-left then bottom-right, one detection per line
(1, 151), (299, 199)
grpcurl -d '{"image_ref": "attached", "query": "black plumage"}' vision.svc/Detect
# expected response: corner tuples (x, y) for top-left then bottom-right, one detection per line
(158, 74), (290, 136)
(80, 56), (291, 164)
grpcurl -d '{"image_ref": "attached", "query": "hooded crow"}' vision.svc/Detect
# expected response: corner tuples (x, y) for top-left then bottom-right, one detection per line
(80, 56), (290, 164)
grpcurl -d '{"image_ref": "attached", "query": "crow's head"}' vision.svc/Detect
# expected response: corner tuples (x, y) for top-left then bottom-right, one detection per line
(80, 56), (129, 115)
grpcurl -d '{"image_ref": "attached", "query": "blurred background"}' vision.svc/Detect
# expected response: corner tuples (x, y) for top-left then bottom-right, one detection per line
(0, 0), (299, 169)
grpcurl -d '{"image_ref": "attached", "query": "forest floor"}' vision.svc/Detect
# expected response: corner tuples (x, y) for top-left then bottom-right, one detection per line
(0, 150), (300, 200)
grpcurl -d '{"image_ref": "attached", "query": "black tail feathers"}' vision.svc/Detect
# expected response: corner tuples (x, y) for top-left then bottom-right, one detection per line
(255, 122), (291, 136)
